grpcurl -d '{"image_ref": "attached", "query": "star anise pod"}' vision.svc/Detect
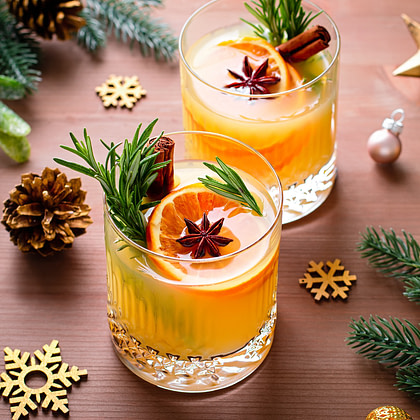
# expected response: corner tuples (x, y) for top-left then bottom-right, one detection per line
(176, 213), (233, 259)
(225, 56), (280, 95)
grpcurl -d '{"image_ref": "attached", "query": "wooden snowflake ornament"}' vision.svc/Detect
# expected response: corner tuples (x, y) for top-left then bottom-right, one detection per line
(299, 259), (357, 301)
(96, 74), (147, 108)
(0, 340), (87, 420)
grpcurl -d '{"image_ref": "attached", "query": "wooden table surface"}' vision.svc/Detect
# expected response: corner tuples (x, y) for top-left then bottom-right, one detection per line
(1, 0), (420, 419)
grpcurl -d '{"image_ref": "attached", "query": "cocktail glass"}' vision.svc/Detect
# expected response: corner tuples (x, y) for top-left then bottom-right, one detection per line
(179, 0), (340, 224)
(105, 131), (282, 392)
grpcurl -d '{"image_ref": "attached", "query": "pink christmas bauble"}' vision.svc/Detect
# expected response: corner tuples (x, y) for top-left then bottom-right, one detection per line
(367, 128), (402, 164)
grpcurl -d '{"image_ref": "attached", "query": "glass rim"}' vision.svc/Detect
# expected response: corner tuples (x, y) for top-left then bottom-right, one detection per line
(179, 0), (341, 99)
(105, 130), (282, 264)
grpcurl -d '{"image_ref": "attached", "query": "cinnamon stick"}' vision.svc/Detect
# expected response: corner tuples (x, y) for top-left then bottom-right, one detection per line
(275, 25), (331, 63)
(146, 136), (175, 200)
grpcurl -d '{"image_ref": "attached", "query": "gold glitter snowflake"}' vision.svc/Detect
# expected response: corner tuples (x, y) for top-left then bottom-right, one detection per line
(0, 340), (87, 420)
(299, 259), (357, 301)
(95, 74), (147, 109)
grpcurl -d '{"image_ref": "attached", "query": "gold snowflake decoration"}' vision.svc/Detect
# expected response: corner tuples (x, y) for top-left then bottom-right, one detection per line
(0, 340), (87, 420)
(95, 74), (147, 109)
(299, 259), (357, 301)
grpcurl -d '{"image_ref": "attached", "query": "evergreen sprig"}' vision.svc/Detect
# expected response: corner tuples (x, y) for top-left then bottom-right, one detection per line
(358, 227), (420, 304)
(403, 276), (420, 303)
(76, 7), (107, 52)
(348, 227), (420, 400)
(81, 0), (178, 60)
(241, 0), (320, 46)
(347, 316), (420, 399)
(0, 0), (176, 101)
(348, 316), (420, 368)
(198, 157), (263, 216)
(396, 364), (420, 397)
(53, 119), (168, 246)
(0, 3), (41, 98)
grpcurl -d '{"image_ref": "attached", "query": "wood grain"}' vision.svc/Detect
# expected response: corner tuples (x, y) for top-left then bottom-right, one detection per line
(1, 1), (420, 419)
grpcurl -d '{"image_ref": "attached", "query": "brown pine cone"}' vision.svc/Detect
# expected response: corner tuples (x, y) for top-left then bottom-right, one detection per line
(7, 0), (85, 40)
(2, 167), (93, 256)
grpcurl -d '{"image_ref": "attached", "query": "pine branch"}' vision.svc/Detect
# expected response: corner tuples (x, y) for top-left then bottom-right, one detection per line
(396, 365), (420, 398)
(125, 0), (164, 6)
(358, 227), (420, 278)
(358, 227), (420, 304)
(0, 3), (41, 98)
(347, 316), (420, 368)
(85, 0), (177, 61)
(351, 228), (420, 399)
(76, 7), (107, 52)
(347, 316), (420, 400)
(403, 276), (420, 303)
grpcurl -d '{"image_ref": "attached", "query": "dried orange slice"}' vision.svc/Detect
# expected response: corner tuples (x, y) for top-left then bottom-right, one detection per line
(219, 36), (302, 92)
(146, 183), (251, 280)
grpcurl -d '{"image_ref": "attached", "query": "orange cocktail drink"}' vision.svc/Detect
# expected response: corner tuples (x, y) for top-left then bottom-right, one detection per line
(105, 131), (282, 392)
(179, 0), (340, 223)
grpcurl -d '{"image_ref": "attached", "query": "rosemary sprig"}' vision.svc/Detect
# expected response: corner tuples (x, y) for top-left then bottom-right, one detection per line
(198, 157), (263, 216)
(53, 119), (168, 246)
(242, 0), (320, 46)
(347, 315), (420, 400)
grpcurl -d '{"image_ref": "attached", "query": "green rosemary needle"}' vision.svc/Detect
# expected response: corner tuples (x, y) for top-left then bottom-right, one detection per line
(53, 119), (168, 246)
(198, 157), (263, 216)
(55, 121), (266, 247)
(241, 0), (320, 46)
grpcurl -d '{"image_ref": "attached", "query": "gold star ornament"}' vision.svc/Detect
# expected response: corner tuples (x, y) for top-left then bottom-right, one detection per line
(393, 14), (420, 77)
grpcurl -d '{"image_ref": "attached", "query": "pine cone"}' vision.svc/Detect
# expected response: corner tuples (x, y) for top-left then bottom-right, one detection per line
(2, 167), (93, 256)
(7, 0), (85, 40)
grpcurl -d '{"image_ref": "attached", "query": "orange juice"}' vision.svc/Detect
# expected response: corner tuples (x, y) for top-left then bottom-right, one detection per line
(105, 133), (282, 392)
(106, 161), (280, 360)
(180, 0), (340, 223)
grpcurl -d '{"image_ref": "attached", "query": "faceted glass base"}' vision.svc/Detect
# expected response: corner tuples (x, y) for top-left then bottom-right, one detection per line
(282, 153), (336, 224)
(109, 304), (276, 393)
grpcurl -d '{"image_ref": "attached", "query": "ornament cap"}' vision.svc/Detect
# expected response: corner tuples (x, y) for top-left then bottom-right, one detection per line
(382, 108), (405, 135)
